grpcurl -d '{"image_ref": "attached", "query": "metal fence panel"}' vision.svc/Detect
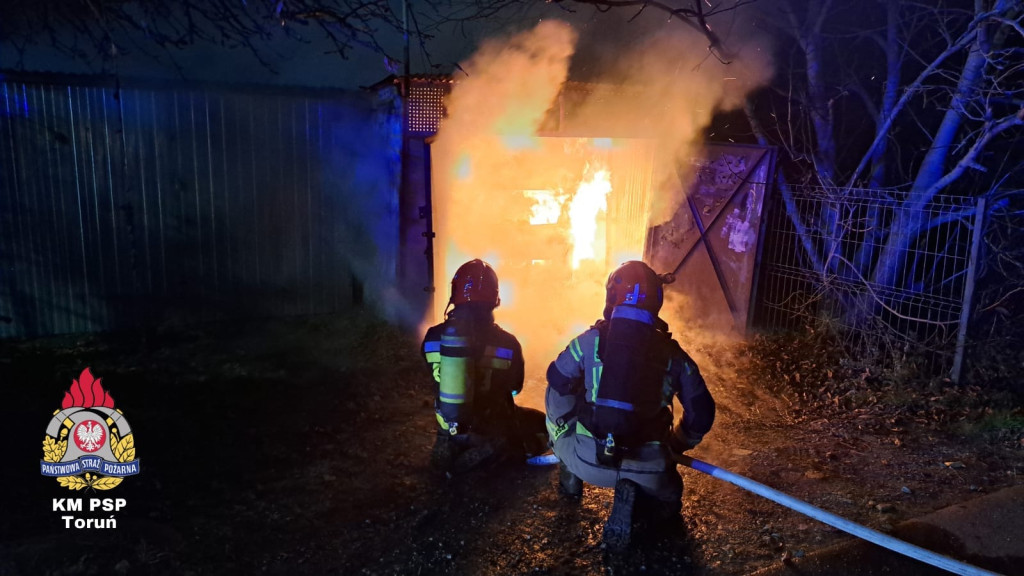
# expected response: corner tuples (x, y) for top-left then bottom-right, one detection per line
(754, 185), (979, 377)
(0, 76), (399, 338)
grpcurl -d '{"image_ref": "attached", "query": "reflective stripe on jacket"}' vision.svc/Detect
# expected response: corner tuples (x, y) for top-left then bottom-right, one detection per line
(549, 313), (714, 444)
(422, 318), (523, 433)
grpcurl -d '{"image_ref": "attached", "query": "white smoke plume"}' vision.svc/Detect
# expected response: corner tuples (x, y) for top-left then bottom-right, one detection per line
(429, 15), (773, 407)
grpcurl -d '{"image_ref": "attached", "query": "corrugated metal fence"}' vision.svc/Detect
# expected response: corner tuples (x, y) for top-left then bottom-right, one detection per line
(0, 75), (401, 338)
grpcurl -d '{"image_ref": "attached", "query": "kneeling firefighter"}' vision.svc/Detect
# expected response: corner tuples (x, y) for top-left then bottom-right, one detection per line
(422, 259), (547, 473)
(545, 260), (716, 550)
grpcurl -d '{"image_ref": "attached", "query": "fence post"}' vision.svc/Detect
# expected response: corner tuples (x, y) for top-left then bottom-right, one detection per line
(952, 196), (986, 384)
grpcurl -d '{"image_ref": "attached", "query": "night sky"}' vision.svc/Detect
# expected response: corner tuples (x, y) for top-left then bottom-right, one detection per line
(0, 3), (732, 90)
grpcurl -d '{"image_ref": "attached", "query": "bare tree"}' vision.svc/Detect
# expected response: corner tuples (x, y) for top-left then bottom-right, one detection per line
(539, 0), (758, 61)
(747, 0), (1023, 342)
(0, 0), (455, 75)
(0, 0), (754, 75)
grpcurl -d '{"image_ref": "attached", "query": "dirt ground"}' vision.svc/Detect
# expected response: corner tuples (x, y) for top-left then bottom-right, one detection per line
(2, 311), (1022, 576)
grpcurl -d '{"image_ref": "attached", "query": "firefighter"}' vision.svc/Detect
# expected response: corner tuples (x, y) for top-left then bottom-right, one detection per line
(544, 260), (716, 550)
(422, 259), (547, 473)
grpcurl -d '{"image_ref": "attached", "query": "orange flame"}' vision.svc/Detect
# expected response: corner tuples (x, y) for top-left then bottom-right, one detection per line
(524, 189), (566, 225)
(568, 165), (611, 270)
(430, 134), (654, 395)
(423, 18), (776, 408)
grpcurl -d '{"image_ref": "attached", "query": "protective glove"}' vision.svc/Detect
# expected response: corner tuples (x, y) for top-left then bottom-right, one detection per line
(668, 423), (702, 456)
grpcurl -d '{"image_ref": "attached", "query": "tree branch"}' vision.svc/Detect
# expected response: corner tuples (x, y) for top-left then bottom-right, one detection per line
(745, 100), (827, 275)
(919, 110), (1024, 206)
(845, 11), (993, 188)
(547, 0), (745, 61)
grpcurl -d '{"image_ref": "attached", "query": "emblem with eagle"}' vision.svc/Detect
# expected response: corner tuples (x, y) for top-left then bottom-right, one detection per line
(74, 421), (106, 452)
(40, 368), (140, 491)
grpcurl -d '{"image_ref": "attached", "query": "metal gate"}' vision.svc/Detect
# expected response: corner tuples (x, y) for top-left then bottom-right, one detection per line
(646, 143), (775, 335)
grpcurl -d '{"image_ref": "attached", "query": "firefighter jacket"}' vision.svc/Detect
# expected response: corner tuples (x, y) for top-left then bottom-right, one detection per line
(421, 307), (524, 437)
(546, 306), (715, 451)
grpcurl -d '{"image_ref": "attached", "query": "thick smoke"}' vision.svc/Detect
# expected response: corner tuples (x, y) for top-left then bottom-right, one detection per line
(443, 21), (578, 138)
(431, 21), (589, 380)
(430, 16), (773, 407)
(570, 25), (774, 226)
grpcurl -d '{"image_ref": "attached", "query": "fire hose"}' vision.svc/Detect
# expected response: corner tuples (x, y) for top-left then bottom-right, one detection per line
(675, 455), (1003, 576)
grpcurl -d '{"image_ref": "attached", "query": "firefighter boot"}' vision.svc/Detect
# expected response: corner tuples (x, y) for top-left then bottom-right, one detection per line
(558, 462), (583, 499)
(430, 435), (456, 472)
(602, 479), (638, 552)
(636, 493), (683, 533)
(452, 434), (503, 473)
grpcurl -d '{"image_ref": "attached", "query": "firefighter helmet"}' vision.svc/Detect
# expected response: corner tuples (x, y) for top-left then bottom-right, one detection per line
(605, 260), (667, 314)
(450, 259), (501, 308)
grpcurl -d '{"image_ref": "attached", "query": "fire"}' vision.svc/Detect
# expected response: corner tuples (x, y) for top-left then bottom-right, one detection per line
(523, 189), (566, 225)
(431, 135), (654, 392)
(522, 165), (614, 270)
(421, 17), (774, 409)
(568, 165), (611, 269)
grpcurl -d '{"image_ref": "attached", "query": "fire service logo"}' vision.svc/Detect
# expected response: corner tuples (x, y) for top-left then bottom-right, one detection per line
(40, 368), (140, 490)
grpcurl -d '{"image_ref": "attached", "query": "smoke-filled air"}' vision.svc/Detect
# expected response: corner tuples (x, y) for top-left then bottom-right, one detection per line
(429, 17), (773, 404)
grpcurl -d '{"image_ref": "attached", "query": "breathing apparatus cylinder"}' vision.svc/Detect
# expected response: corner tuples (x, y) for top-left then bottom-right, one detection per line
(437, 315), (477, 435)
(587, 305), (667, 465)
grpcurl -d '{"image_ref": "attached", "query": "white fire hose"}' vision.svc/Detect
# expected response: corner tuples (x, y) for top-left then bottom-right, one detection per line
(675, 455), (1004, 576)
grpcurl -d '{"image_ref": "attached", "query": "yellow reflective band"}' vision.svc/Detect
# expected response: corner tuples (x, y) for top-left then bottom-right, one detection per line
(436, 413), (450, 430)
(546, 418), (570, 441)
(576, 421), (594, 438)
(425, 352), (441, 363)
(570, 338), (583, 361)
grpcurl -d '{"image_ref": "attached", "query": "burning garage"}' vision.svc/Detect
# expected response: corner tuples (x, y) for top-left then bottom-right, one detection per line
(382, 20), (776, 381)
